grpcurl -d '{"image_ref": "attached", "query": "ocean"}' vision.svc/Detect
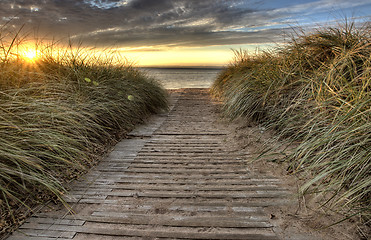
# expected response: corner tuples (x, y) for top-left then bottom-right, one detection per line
(140, 67), (223, 89)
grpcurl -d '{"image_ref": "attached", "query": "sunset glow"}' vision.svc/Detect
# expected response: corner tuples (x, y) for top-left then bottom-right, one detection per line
(21, 48), (39, 62)
(120, 48), (235, 67)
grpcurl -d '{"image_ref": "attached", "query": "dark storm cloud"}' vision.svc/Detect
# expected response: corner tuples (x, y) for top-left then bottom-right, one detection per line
(1, 0), (368, 48)
(0, 0), (283, 47)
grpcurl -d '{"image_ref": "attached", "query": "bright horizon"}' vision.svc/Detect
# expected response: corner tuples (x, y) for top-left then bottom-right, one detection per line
(1, 0), (370, 67)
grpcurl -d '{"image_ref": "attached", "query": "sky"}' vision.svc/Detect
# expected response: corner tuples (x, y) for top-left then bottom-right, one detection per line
(1, 0), (370, 67)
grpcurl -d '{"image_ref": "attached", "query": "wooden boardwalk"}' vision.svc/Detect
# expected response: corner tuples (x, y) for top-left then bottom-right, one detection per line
(8, 88), (294, 240)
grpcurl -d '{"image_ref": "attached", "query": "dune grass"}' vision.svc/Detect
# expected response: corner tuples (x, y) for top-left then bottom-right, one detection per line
(211, 20), (370, 221)
(0, 33), (168, 234)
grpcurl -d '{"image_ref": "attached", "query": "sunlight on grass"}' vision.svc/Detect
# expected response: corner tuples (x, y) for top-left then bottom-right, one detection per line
(0, 28), (168, 235)
(211, 19), (370, 221)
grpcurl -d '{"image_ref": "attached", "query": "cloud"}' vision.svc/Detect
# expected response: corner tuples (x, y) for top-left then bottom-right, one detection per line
(271, 0), (371, 15)
(0, 0), (369, 49)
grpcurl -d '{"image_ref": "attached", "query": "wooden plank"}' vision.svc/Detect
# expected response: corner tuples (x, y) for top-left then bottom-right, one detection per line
(129, 159), (245, 164)
(55, 197), (292, 207)
(122, 168), (248, 174)
(90, 205), (264, 215)
(71, 184), (283, 192)
(115, 178), (281, 184)
(144, 143), (221, 146)
(71, 198), (290, 205)
(140, 147), (228, 151)
(8, 229), (76, 239)
(20, 223), (278, 240)
(25, 218), (85, 226)
(127, 163), (246, 168)
(136, 154), (237, 158)
(84, 213), (271, 228)
(146, 140), (223, 144)
(7, 235), (72, 240)
(153, 133), (228, 136)
(116, 174), (280, 180)
(105, 190), (289, 199)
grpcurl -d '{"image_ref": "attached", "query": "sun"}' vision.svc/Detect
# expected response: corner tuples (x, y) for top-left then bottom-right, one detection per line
(21, 49), (39, 62)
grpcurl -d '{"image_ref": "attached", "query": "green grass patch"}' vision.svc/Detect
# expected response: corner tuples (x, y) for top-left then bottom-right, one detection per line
(211, 20), (370, 220)
(0, 30), (168, 234)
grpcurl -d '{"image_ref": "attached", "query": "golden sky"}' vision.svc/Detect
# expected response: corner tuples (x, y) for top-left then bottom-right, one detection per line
(118, 45), (267, 67)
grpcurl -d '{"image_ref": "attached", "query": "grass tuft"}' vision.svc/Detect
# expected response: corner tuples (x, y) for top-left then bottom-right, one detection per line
(0, 29), (168, 235)
(211, 19), (370, 220)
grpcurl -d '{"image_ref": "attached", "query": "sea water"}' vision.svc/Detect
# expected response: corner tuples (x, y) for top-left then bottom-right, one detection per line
(140, 67), (222, 89)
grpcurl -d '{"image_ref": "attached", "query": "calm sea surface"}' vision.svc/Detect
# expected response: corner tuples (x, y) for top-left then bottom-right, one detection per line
(139, 67), (222, 89)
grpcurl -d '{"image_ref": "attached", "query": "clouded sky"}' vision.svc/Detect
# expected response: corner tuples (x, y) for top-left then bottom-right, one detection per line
(1, 0), (370, 66)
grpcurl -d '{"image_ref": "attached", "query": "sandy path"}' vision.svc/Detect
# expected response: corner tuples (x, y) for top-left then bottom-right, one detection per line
(7, 88), (328, 240)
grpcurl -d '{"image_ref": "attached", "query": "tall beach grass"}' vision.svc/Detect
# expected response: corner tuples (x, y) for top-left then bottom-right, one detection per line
(211, 20), (370, 220)
(0, 30), (168, 234)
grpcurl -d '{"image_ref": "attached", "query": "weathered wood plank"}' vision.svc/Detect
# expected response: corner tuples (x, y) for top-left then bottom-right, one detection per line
(19, 223), (278, 240)
(81, 214), (271, 228)
(8, 229), (76, 239)
(70, 184), (283, 192)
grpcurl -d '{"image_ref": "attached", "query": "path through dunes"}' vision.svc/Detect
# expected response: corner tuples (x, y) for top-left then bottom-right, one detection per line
(7, 89), (314, 240)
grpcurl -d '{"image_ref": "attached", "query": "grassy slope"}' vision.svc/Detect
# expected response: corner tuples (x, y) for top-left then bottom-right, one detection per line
(0, 42), (168, 235)
(211, 21), (370, 221)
